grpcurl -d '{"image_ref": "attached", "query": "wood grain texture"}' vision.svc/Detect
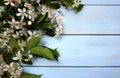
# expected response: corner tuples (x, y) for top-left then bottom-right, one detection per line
(23, 67), (120, 78)
(81, 0), (120, 4)
(20, 0), (120, 77)
(22, 36), (120, 66)
(59, 6), (120, 34)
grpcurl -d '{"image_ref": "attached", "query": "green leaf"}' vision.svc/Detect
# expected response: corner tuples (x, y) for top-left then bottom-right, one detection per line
(36, 13), (48, 24)
(8, 37), (19, 49)
(40, 0), (52, 4)
(45, 29), (56, 37)
(21, 72), (42, 78)
(48, 3), (60, 9)
(3, 53), (13, 64)
(30, 46), (55, 60)
(26, 37), (41, 50)
(42, 46), (60, 61)
(62, 0), (74, 7)
(73, 4), (84, 12)
(50, 48), (59, 61)
(38, 23), (54, 29)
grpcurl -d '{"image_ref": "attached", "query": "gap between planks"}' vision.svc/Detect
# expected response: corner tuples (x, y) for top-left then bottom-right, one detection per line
(83, 4), (120, 6)
(21, 66), (120, 68)
(61, 34), (120, 36)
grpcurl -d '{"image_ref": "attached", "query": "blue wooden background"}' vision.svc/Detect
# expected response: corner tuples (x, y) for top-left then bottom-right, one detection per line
(23, 0), (120, 78)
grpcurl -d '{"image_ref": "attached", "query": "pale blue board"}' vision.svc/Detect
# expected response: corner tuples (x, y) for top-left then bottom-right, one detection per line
(59, 6), (120, 34)
(23, 67), (120, 78)
(19, 0), (120, 78)
(82, 0), (120, 4)
(22, 36), (120, 66)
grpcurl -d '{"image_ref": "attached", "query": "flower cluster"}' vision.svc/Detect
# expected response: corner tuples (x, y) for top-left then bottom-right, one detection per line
(0, 55), (22, 78)
(0, 0), (83, 78)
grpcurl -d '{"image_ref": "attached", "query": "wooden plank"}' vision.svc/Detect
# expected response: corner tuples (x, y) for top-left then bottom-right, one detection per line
(59, 6), (120, 34)
(23, 67), (120, 78)
(81, 0), (120, 4)
(22, 36), (120, 66)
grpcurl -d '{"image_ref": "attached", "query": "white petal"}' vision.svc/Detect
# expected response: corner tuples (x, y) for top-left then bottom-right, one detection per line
(18, 51), (21, 55)
(16, 13), (21, 16)
(27, 36), (32, 41)
(33, 31), (37, 35)
(12, 17), (15, 23)
(28, 16), (31, 19)
(28, 30), (32, 35)
(21, 47), (24, 51)
(3, 68), (8, 71)
(29, 55), (33, 58)
(10, 3), (15, 6)
(21, 16), (24, 20)
(18, 8), (22, 12)
(58, 25), (63, 29)
(18, 40), (20, 45)
(25, 13), (28, 17)
(27, 10), (31, 14)
(4, 2), (9, 5)
(10, 62), (14, 67)
(8, 21), (12, 24)
(13, 57), (18, 60)
(23, 8), (26, 12)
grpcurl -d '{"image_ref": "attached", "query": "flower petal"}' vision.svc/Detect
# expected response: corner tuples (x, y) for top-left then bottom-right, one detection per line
(13, 57), (18, 60)
(23, 8), (26, 12)
(4, 2), (9, 5)
(18, 8), (22, 12)
(16, 13), (21, 16)
(28, 30), (32, 35)
(11, 3), (15, 6)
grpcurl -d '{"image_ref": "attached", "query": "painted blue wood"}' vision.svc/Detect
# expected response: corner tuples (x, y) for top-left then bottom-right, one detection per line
(82, 0), (120, 4)
(21, 0), (120, 77)
(23, 67), (120, 78)
(59, 6), (120, 34)
(22, 36), (120, 66)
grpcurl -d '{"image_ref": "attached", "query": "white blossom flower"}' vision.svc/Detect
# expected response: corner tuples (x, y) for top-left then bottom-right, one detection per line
(0, 32), (10, 48)
(12, 28), (27, 38)
(8, 17), (19, 29)
(17, 21), (26, 29)
(72, 0), (80, 8)
(0, 39), (8, 47)
(10, 63), (22, 78)
(27, 10), (37, 21)
(4, 0), (15, 6)
(24, 2), (33, 9)
(0, 64), (4, 77)
(13, 51), (22, 61)
(27, 30), (41, 41)
(1, 62), (22, 78)
(16, 8), (28, 20)
(41, 5), (48, 15)
(18, 40), (26, 51)
(12, 31), (20, 38)
(48, 12), (56, 22)
(41, 5), (56, 22)
(55, 18), (63, 37)
(2, 63), (15, 75)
